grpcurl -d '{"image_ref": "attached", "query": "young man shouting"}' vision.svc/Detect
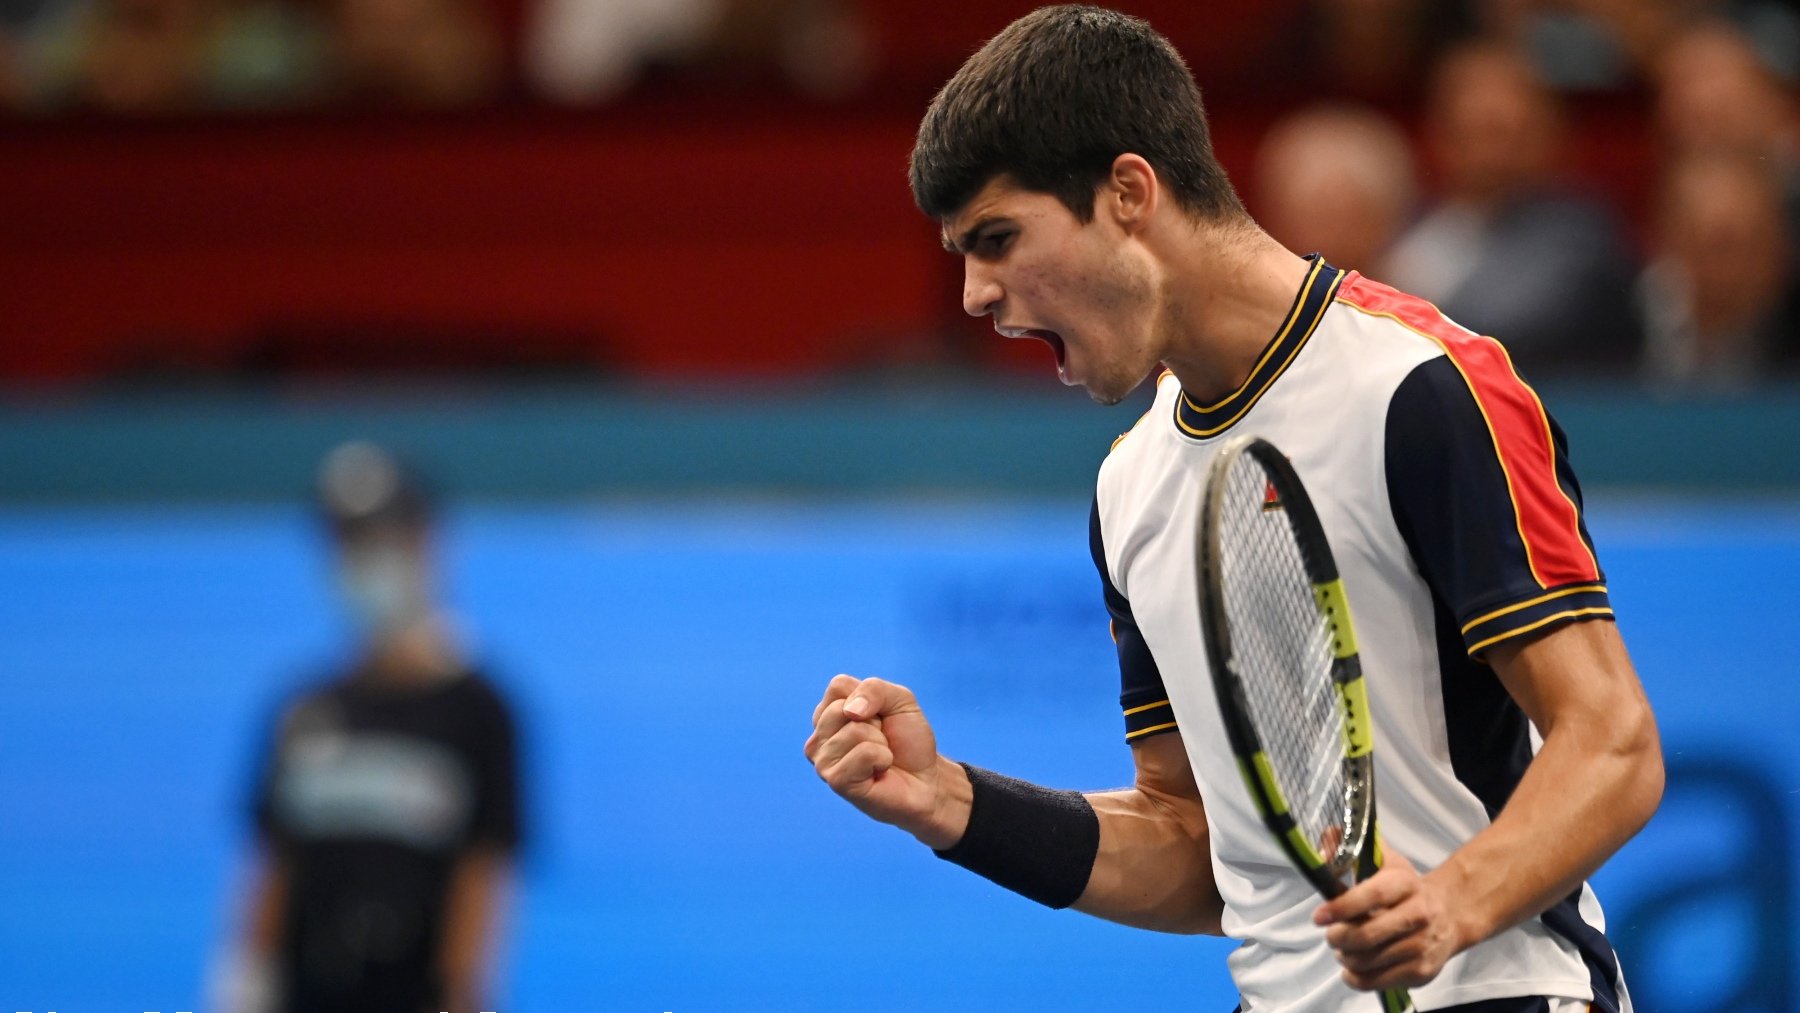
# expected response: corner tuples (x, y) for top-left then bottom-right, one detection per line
(804, 8), (1661, 1011)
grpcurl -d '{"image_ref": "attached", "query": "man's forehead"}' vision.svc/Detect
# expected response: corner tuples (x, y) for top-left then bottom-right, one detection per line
(947, 177), (1024, 224)
(939, 178), (1032, 249)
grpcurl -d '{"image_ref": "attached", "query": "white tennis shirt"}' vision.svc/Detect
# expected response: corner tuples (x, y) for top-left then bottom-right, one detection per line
(1092, 257), (1630, 1012)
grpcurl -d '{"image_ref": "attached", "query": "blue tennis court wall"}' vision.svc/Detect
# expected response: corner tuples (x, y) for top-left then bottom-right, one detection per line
(0, 496), (1791, 1012)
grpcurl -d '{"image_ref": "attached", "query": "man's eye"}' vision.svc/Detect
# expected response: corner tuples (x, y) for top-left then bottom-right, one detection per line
(981, 231), (1012, 253)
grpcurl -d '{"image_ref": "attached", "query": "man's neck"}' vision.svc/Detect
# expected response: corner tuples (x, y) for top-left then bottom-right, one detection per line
(364, 614), (463, 685)
(1157, 224), (1312, 406)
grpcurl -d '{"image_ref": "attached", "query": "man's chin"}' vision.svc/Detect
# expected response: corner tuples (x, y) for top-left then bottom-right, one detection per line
(1080, 368), (1150, 407)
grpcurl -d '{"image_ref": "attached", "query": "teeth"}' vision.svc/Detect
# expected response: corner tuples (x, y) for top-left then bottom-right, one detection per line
(997, 326), (1029, 338)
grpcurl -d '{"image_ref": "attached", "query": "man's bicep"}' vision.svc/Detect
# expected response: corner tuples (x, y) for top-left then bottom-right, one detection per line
(1486, 618), (1651, 736)
(1080, 729), (1220, 934)
(1130, 730), (1204, 815)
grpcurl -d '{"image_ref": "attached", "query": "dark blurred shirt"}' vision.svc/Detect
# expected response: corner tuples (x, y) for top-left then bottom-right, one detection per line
(253, 667), (521, 1013)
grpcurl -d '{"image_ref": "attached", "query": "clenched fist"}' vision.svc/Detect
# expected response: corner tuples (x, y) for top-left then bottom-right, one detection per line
(803, 674), (971, 849)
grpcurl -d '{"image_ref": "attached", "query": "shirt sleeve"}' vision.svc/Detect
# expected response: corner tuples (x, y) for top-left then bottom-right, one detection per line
(1385, 354), (1613, 657)
(1090, 497), (1176, 743)
(248, 692), (299, 848)
(465, 681), (523, 853)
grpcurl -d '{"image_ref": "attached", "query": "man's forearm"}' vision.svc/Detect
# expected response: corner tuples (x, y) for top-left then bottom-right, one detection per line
(921, 751), (1222, 932)
(246, 854), (288, 956)
(1429, 702), (1662, 951)
(439, 849), (510, 1008)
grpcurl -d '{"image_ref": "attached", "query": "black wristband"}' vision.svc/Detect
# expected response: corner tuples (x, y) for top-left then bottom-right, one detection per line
(932, 762), (1100, 909)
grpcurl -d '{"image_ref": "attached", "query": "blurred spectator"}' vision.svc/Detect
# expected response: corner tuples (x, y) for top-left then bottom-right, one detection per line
(1638, 151), (1797, 388)
(1254, 0), (1475, 103)
(524, 0), (709, 102)
(1655, 18), (1797, 166)
(0, 0), (53, 106)
(698, 0), (870, 97)
(1664, 1), (1800, 80)
(11, 0), (502, 113)
(1654, 18), (1800, 379)
(525, 0), (870, 104)
(1385, 41), (1640, 378)
(1472, 0), (1675, 89)
(1469, 1), (1800, 92)
(220, 441), (522, 1013)
(15, 0), (325, 113)
(1255, 103), (1418, 277)
(325, 0), (501, 107)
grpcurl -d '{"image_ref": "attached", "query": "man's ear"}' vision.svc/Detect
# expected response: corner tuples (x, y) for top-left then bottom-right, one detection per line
(1106, 154), (1160, 233)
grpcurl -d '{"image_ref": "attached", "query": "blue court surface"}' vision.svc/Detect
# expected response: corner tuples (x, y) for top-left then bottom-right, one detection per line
(0, 497), (1794, 1012)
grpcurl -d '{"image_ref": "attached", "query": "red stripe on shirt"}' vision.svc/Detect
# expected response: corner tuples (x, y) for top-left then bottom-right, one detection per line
(1336, 274), (1600, 587)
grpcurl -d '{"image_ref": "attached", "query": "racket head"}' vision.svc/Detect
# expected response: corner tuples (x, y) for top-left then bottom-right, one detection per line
(1198, 435), (1378, 900)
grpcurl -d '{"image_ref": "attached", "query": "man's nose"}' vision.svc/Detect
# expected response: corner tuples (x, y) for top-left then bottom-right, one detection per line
(962, 262), (1002, 318)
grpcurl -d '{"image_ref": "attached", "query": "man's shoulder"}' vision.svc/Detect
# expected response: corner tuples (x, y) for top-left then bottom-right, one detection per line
(1331, 272), (1474, 346)
(444, 668), (518, 721)
(274, 667), (355, 714)
(1331, 272), (1548, 393)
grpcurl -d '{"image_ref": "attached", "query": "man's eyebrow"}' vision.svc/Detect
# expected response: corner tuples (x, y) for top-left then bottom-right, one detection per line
(942, 216), (1005, 254)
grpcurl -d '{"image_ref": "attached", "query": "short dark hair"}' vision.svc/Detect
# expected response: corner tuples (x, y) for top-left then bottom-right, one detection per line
(909, 5), (1243, 224)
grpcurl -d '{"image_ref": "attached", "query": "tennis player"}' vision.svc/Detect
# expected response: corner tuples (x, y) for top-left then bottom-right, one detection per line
(803, 7), (1662, 1012)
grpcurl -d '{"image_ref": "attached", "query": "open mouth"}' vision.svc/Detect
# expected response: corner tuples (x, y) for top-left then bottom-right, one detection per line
(1029, 329), (1067, 369)
(1002, 327), (1066, 369)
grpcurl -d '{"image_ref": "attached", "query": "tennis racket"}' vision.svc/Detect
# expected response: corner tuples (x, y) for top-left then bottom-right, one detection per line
(1197, 435), (1413, 1013)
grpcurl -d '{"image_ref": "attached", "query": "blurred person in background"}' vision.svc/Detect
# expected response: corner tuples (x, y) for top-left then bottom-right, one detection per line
(1254, 103), (1418, 278)
(1385, 40), (1639, 378)
(524, 0), (708, 102)
(324, 0), (500, 107)
(694, 0), (870, 98)
(1638, 151), (1798, 388)
(1656, 17), (1797, 163)
(1653, 17), (1800, 382)
(1470, 0), (1800, 92)
(1472, 0), (1677, 90)
(1250, 0), (1475, 103)
(13, 0), (500, 113)
(220, 441), (522, 1013)
(13, 0), (324, 112)
(0, 0), (53, 106)
(524, 0), (870, 104)
(1655, 17), (1800, 232)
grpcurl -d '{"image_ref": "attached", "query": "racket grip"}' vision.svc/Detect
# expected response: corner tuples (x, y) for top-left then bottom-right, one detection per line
(1357, 831), (1407, 1011)
(1355, 832), (1383, 881)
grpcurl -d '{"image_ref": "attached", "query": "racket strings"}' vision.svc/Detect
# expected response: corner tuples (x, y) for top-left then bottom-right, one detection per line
(1214, 458), (1352, 870)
